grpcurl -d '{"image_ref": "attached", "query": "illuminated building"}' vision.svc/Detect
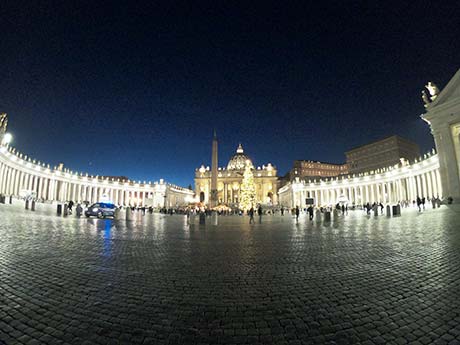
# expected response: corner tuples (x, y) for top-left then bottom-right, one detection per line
(288, 160), (348, 181)
(1, 67), (460, 210)
(278, 150), (441, 208)
(279, 68), (460, 207)
(194, 138), (278, 207)
(0, 115), (193, 208)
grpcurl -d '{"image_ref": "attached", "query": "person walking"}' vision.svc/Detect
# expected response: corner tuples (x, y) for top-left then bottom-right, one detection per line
(416, 196), (422, 212)
(258, 205), (263, 224)
(366, 202), (371, 215)
(295, 206), (300, 222)
(249, 207), (255, 224)
(307, 205), (314, 220)
(76, 203), (83, 217)
(68, 200), (74, 214)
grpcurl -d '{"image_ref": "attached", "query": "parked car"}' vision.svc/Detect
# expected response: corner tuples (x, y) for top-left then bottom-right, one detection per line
(85, 202), (116, 218)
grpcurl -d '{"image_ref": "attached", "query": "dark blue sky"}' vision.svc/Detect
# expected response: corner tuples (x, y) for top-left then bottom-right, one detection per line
(1, 2), (459, 187)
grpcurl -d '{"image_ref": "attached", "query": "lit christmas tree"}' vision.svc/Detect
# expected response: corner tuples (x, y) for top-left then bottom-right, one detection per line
(239, 160), (256, 211)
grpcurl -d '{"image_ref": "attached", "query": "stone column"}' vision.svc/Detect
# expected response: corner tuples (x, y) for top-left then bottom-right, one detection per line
(432, 127), (460, 200)
(0, 163), (5, 192)
(44, 178), (49, 200)
(49, 179), (54, 201)
(3, 166), (10, 194)
(11, 169), (17, 195)
(37, 177), (43, 199)
(5, 167), (12, 195)
(431, 170), (439, 198)
(421, 174), (427, 198)
(77, 184), (82, 202)
(2, 166), (8, 194)
(410, 176), (416, 201)
(426, 173), (432, 199)
(435, 169), (443, 197)
(9, 169), (15, 195)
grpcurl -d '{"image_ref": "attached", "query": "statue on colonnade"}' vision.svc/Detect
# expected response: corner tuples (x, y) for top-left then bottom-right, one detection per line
(0, 113), (8, 133)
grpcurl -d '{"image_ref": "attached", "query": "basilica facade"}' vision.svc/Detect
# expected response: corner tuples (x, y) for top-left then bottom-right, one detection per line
(194, 138), (278, 207)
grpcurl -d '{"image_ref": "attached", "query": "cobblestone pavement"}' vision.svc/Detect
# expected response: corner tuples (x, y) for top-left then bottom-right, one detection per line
(1, 203), (460, 345)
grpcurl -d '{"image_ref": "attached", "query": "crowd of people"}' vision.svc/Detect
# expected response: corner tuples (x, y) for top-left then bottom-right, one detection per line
(5, 192), (447, 222)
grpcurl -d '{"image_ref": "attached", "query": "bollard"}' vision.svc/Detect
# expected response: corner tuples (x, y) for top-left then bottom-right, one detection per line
(126, 207), (134, 221)
(332, 209), (339, 219)
(113, 208), (120, 219)
(324, 211), (331, 222)
(211, 212), (218, 226)
(57, 204), (62, 215)
(386, 205), (391, 217)
(63, 204), (69, 216)
(315, 210), (322, 223)
(9, 195), (12, 204)
(0, 195), (5, 204)
(25, 200), (29, 210)
(31, 200), (36, 211)
(373, 207), (378, 216)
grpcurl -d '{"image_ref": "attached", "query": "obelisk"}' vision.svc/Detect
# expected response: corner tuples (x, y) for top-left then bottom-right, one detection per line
(210, 130), (218, 207)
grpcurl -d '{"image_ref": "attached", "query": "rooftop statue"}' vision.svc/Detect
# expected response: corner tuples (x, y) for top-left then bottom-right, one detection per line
(421, 90), (431, 107)
(425, 81), (439, 100)
(0, 113), (7, 133)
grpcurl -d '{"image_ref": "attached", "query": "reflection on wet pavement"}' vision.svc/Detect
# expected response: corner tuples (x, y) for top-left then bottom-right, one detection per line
(1, 202), (460, 344)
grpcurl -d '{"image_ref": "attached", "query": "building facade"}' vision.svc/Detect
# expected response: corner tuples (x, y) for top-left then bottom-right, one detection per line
(279, 68), (460, 208)
(195, 142), (278, 207)
(279, 150), (441, 208)
(0, 118), (193, 208)
(346, 135), (420, 174)
(288, 160), (348, 181)
(422, 69), (460, 202)
(2, 68), (459, 209)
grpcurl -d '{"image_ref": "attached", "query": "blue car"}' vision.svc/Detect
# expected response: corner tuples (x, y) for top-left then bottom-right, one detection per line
(85, 202), (116, 218)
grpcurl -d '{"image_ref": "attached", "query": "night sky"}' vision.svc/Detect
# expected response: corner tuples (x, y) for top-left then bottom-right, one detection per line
(1, 2), (459, 187)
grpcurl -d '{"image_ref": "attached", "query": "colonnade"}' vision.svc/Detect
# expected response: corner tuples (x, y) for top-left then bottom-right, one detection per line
(278, 151), (442, 208)
(0, 145), (193, 207)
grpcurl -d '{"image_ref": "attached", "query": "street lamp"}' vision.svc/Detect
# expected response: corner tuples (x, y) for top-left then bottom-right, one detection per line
(1, 132), (12, 146)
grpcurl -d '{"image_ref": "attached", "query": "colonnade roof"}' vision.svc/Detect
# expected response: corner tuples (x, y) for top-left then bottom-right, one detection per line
(0, 144), (192, 193)
(279, 149), (439, 193)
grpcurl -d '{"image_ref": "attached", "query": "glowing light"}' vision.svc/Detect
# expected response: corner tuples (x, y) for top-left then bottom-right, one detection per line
(1, 133), (12, 145)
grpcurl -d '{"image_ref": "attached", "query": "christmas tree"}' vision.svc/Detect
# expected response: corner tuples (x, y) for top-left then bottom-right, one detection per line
(239, 160), (256, 211)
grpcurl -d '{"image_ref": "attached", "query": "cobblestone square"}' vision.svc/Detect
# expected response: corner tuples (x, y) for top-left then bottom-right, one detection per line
(1, 204), (460, 345)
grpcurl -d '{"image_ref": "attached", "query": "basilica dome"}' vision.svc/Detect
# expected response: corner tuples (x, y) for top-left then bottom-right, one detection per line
(227, 144), (253, 170)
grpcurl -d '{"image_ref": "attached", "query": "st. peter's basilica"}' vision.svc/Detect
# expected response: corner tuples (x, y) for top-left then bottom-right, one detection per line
(194, 134), (278, 208)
